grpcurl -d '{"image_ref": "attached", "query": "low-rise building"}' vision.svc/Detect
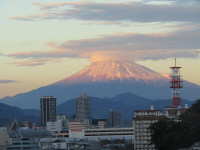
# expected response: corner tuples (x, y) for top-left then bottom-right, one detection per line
(7, 129), (52, 150)
(0, 127), (12, 150)
(6, 119), (53, 150)
(68, 120), (88, 130)
(47, 120), (63, 133)
(57, 114), (68, 128)
(52, 127), (134, 142)
(92, 119), (108, 129)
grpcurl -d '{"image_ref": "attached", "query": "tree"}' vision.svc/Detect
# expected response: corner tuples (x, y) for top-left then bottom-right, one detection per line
(150, 99), (200, 150)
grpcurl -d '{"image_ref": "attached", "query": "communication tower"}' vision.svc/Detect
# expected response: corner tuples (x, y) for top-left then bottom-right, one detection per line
(170, 58), (183, 107)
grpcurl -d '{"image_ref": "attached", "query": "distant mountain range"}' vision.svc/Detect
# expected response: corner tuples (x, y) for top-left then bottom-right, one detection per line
(1, 59), (200, 109)
(57, 92), (196, 125)
(0, 92), (196, 126)
(0, 103), (40, 126)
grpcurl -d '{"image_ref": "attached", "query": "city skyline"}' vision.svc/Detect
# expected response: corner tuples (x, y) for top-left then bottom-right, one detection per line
(0, 0), (200, 99)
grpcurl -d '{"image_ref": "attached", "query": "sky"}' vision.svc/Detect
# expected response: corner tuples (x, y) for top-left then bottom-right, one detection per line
(0, 0), (200, 99)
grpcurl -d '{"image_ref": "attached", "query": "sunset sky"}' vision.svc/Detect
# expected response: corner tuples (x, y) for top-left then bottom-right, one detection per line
(0, 0), (200, 99)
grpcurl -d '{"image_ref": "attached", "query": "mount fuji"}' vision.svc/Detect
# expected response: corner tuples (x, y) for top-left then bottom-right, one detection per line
(1, 59), (200, 109)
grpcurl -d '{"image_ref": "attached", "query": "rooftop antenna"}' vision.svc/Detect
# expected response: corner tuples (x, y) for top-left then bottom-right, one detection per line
(175, 58), (176, 67)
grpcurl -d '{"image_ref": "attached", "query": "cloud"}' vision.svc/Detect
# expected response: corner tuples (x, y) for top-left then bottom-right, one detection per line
(0, 80), (19, 83)
(5, 1), (200, 66)
(9, 14), (41, 21)
(144, 0), (200, 4)
(192, 50), (200, 55)
(8, 50), (78, 59)
(9, 60), (45, 66)
(5, 27), (200, 62)
(8, 58), (63, 66)
(32, 1), (89, 10)
(9, 2), (200, 23)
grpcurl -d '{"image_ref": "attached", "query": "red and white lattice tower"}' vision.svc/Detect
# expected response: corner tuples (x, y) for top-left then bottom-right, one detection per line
(170, 58), (183, 107)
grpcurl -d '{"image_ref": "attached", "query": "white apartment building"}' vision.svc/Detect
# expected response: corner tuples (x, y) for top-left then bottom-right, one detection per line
(166, 105), (188, 120)
(133, 106), (164, 150)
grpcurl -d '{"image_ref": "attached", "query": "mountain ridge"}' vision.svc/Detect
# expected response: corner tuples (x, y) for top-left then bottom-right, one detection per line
(54, 60), (169, 85)
(0, 92), (196, 126)
(1, 59), (200, 108)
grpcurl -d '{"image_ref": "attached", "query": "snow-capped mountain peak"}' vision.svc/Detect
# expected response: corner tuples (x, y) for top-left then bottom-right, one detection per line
(56, 59), (168, 85)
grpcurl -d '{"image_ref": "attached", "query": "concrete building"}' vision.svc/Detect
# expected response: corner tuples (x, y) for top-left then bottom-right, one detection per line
(0, 128), (12, 150)
(109, 110), (122, 128)
(133, 106), (164, 150)
(5, 119), (52, 150)
(98, 120), (108, 129)
(92, 119), (108, 129)
(40, 96), (56, 126)
(20, 121), (36, 129)
(47, 120), (63, 133)
(57, 114), (68, 128)
(52, 127), (134, 141)
(7, 129), (52, 150)
(68, 120), (88, 130)
(166, 105), (188, 121)
(76, 94), (91, 125)
(52, 139), (67, 150)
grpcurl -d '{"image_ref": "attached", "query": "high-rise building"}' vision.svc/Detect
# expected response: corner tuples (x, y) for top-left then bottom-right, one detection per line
(133, 106), (164, 150)
(109, 110), (122, 128)
(40, 96), (56, 126)
(76, 94), (91, 125)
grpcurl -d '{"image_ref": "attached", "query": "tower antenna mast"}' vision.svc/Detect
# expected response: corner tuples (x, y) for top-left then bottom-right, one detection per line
(170, 58), (183, 107)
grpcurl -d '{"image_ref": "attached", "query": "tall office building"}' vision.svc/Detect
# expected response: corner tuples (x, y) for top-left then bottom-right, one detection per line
(40, 96), (56, 126)
(109, 110), (122, 128)
(76, 94), (91, 125)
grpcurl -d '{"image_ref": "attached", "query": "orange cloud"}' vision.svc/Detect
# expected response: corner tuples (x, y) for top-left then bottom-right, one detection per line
(9, 14), (41, 21)
(4, 27), (200, 66)
(32, 1), (90, 11)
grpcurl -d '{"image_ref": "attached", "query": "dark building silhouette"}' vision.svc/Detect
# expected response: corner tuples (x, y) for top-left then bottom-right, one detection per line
(109, 110), (122, 128)
(40, 96), (56, 126)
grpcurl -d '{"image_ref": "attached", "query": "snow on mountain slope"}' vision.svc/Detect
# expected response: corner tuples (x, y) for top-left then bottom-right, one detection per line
(55, 60), (169, 85)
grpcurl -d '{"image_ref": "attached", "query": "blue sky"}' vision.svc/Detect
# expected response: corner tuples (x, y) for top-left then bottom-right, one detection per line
(0, 0), (200, 98)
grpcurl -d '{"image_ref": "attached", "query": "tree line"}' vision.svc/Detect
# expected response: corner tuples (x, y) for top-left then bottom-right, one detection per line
(150, 99), (200, 150)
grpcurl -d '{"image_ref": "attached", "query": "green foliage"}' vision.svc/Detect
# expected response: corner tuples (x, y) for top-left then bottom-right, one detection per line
(150, 99), (200, 150)
(150, 118), (181, 150)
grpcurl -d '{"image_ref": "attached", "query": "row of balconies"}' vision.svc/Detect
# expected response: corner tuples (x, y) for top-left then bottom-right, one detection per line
(135, 132), (151, 136)
(134, 125), (151, 128)
(134, 120), (157, 124)
(135, 136), (151, 140)
(135, 128), (150, 131)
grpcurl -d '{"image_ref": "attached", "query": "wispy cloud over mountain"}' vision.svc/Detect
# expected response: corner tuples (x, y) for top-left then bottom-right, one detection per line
(8, 57), (63, 66)
(4, 0), (200, 66)
(9, 2), (200, 23)
(5, 27), (200, 63)
(0, 80), (19, 83)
